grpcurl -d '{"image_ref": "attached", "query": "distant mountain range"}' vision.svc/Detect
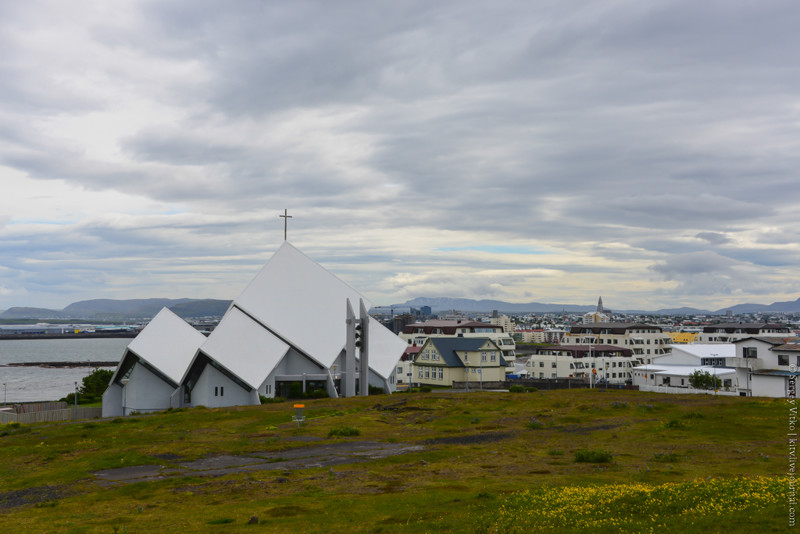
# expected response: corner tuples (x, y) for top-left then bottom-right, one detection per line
(2, 295), (800, 320)
(0, 299), (232, 320)
(371, 296), (800, 316)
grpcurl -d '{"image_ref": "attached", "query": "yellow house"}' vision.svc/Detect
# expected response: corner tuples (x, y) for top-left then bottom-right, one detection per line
(412, 337), (507, 387)
(668, 331), (699, 344)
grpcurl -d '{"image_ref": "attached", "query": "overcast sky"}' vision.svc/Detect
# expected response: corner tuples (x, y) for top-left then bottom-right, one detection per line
(1, 0), (799, 312)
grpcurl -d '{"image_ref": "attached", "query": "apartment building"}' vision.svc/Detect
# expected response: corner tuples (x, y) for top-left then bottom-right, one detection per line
(524, 344), (636, 384)
(563, 322), (672, 364)
(695, 323), (791, 343)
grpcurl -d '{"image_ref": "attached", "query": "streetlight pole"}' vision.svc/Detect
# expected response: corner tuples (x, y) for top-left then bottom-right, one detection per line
(465, 353), (469, 393)
(480, 353), (483, 391)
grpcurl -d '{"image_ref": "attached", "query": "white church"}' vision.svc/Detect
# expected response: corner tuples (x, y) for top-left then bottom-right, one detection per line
(102, 242), (407, 416)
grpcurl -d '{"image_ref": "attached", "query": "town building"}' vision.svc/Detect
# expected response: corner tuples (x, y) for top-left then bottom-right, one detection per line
(583, 296), (610, 324)
(399, 319), (516, 363)
(524, 344), (635, 384)
(733, 337), (800, 397)
(695, 323), (791, 343)
(411, 337), (507, 388)
(562, 322), (672, 363)
(489, 314), (515, 333)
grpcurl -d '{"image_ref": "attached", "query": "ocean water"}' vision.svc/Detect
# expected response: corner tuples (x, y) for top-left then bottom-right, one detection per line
(0, 338), (130, 403)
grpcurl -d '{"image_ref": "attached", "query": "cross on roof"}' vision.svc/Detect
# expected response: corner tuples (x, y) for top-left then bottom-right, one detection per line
(279, 209), (292, 240)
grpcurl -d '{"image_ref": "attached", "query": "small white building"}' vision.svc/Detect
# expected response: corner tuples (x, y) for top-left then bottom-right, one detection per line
(632, 364), (737, 391)
(736, 339), (800, 398)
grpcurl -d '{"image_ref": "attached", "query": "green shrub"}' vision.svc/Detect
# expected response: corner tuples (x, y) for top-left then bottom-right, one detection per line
(420, 386), (432, 393)
(328, 425), (361, 437)
(661, 418), (689, 430)
(525, 387), (538, 392)
(652, 451), (681, 463)
(526, 418), (545, 429)
(547, 448), (564, 457)
(574, 449), (613, 463)
(261, 396), (286, 404)
(509, 385), (525, 393)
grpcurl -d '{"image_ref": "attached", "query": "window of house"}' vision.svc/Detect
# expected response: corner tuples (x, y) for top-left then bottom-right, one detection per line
(397, 366), (403, 374)
(539, 372), (544, 378)
(551, 362), (557, 368)
(418, 368), (423, 378)
(539, 361), (544, 367)
(779, 355), (789, 366)
(481, 351), (487, 362)
(425, 368), (430, 378)
(742, 347), (757, 358)
(220, 387), (224, 396)
(438, 368), (443, 380)
(491, 351), (496, 361)
(214, 386), (218, 397)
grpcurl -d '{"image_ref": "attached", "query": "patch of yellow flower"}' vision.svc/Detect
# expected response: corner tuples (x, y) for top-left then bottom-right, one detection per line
(487, 476), (786, 533)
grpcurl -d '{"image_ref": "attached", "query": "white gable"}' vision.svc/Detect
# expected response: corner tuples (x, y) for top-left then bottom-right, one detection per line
(124, 307), (206, 385)
(198, 306), (291, 390)
(233, 242), (371, 368)
(367, 315), (408, 379)
(669, 344), (735, 360)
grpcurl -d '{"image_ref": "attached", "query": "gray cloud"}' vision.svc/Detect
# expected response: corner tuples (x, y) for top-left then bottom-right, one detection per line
(0, 1), (799, 310)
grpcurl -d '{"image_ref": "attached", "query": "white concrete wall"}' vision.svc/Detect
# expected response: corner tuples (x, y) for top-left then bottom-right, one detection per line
(101, 383), (123, 418)
(122, 363), (176, 414)
(752, 375), (790, 398)
(189, 364), (256, 408)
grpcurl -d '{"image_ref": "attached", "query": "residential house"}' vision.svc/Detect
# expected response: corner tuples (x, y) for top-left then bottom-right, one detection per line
(400, 320), (516, 363)
(412, 337), (507, 388)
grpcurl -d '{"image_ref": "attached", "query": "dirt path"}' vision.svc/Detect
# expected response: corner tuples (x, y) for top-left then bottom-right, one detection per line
(92, 440), (424, 485)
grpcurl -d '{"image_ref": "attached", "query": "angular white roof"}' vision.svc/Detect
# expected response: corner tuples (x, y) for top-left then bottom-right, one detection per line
(669, 344), (735, 359)
(233, 242), (372, 368)
(125, 307), (207, 385)
(635, 364), (736, 376)
(366, 315), (408, 379)
(197, 306), (290, 390)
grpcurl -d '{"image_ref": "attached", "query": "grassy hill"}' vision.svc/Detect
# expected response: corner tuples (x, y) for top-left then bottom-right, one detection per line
(0, 389), (788, 532)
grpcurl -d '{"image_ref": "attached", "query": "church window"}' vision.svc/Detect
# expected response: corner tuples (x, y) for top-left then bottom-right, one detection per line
(220, 386), (224, 396)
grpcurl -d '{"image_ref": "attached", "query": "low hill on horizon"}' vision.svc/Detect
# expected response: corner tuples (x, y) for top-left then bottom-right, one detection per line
(0, 298), (233, 320)
(4, 295), (800, 320)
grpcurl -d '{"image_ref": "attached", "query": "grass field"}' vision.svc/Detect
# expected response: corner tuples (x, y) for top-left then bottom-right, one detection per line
(0, 389), (791, 532)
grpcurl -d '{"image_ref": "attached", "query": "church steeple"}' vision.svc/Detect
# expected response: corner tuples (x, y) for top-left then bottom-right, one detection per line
(597, 296), (604, 313)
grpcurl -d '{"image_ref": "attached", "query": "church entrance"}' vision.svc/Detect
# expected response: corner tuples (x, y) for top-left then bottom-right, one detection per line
(276, 379), (328, 399)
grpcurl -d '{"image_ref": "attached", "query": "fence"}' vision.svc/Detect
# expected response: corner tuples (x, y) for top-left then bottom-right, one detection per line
(637, 384), (739, 396)
(0, 405), (103, 424)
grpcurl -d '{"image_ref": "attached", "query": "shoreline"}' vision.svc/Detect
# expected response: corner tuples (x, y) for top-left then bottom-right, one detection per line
(0, 332), (137, 341)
